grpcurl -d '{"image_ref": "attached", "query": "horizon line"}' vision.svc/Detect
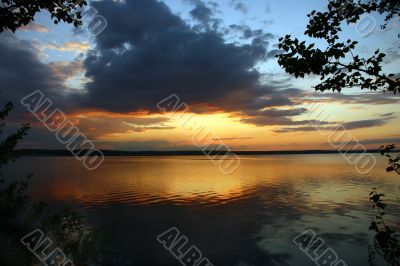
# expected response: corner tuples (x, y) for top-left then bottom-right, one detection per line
(15, 148), (396, 157)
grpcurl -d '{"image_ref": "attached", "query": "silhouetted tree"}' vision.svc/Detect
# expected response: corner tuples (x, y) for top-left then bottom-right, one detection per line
(277, 0), (400, 93)
(0, 0), (87, 32)
(0, 102), (35, 265)
(0, 102), (110, 265)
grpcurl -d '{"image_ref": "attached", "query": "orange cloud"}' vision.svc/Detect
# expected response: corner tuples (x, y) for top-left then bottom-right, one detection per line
(20, 23), (50, 33)
(42, 42), (90, 52)
(63, 111), (174, 139)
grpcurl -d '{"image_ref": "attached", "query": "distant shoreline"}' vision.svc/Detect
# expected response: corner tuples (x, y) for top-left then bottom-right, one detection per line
(15, 149), (394, 157)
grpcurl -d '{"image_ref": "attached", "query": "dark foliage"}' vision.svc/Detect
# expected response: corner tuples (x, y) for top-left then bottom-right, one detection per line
(0, 0), (87, 32)
(368, 145), (400, 266)
(369, 188), (400, 265)
(277, 0), (400, 93)
(380, 144), (400, 174)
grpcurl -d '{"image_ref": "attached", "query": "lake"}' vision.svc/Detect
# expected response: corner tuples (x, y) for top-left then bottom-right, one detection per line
(5, 154), (400, 266)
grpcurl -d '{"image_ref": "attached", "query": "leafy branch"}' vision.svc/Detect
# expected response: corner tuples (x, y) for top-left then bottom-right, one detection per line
(277, 0), (400, 93)
(380, 144), (400, 174)
(0, 0), (88, 32)
(369, 188), (400, 265)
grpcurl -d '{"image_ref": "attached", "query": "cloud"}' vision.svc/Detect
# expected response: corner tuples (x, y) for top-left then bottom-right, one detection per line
(265, 3), (271, 13)
(272, 126), (316, 133)
(8, 0), (396, 137)
(17, 111), (175, 150)
(241, 117), (304, 126)
(234, 2), (248, 14)
(216, 137), (253, 141)
(189, 1), (222, 30)
(240, 107), (314, 126)
(0, 0), (305, 150)
(0, 33), (65, 110)
(124, 124), (174, 132)
(1, 0), (302, 131)
(266, 49), (282, 59)
(307, 92), (400, 105)
(230, 0), (248, 14)
(253, 108), (308, 117)
(384, 42), (400, 64)
(342, 118), (389, 129)
(66, 112), (174, 138)
(273, 115), (395, 133)
(75, 0), (287, 116)
(19, 23), (50, 33)
(190, 2), (214, 24)
(40, 41), (90, 52)
(48, 59), (85, 84)
(0, 33), (92, 119)
(229, 24), (275, 42)
(379, 112), (396, 118)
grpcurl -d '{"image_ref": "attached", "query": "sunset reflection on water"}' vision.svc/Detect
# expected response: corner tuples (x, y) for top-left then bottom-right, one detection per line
(6, 155), (400, 265)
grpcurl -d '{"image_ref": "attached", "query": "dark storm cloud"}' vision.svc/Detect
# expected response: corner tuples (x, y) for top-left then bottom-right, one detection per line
(76, 0), (289, 115)
(0, 33), (76, 124)
(0, 33), (64, 105)
(4, 0), (395, 134)
(188, 1), (222, 30)
(0, 0), (303, 133)
(190, 2), (214, 24)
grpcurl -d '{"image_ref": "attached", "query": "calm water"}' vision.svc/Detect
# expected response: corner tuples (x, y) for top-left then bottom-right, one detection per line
(6, 155), (400, 266)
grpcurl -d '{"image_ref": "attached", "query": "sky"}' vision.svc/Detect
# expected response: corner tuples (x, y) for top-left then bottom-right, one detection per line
(1, 0), (399, 151)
